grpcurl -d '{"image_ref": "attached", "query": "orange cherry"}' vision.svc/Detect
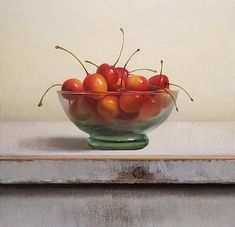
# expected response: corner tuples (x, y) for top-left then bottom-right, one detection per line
(125, 75), (149, 91)
(83, 73), (108, 100)
(119, 93), (144, 114)
(97, 95), (120, 119)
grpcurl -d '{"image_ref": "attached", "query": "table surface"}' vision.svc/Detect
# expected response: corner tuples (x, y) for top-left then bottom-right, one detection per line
(0, 121), (235, 159)
(0, 121), (235, 184)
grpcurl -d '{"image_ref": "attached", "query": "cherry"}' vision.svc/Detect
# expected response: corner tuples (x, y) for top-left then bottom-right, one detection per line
(69, 96), (97, 121)
(156, 88), (179, 111)
(61, 78), (84, 101)
(85, 29), (141, 91)
(149, 60), (169, 89)
(84, 28), (141, 91)
(114, 67), (156, 91)
(83, 73), (108, 99)
(113, 48), (140, 91)
(38, 44), (89, 107)
(55, 45), (109, 99)
(109, 67), (128, 91)
(38, 78), (84, 107)
(125, 75), (149, 91)
(97, 95), (120, 118)
(159, 89), (174, 108)
(62, 78), (84, 92)
(149, 60), (194, 102)
(115, 67), (129, 78)
(138, 95), (162, 121)
(96, 63), (119, 89)
(119, 93), (144, 114)
(85, 28), (125, 90)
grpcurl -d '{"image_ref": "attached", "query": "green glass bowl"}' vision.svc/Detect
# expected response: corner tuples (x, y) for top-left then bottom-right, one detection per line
(58, 90), (178, 150)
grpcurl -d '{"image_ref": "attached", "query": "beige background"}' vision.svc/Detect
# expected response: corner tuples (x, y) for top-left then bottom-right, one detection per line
(0, 0), (235, 121)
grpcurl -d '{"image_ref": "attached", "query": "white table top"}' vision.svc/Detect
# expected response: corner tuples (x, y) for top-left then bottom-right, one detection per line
(0, 121), (234, 159)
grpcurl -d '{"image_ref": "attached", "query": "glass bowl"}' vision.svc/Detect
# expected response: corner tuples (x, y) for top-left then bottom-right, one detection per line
(58, 90), (178, 150)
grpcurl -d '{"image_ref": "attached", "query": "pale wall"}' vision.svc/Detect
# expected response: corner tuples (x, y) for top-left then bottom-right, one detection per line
(0, 0), (235, 121)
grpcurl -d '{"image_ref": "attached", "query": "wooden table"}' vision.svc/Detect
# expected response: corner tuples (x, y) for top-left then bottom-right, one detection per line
(0, 121), (235, 226)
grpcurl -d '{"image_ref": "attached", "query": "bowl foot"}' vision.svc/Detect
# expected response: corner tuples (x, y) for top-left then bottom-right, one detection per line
(88, 134), (149, 150)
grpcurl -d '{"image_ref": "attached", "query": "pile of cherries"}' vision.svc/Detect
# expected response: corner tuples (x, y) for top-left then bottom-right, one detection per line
(38, 28), (193, 123)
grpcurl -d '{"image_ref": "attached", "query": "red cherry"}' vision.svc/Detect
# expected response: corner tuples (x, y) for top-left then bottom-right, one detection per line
(148, 60), (169, 90)
(110, 67), (128, 91)
(115, 67), (129, 78)
(38, 78), (84, 107)
(62, 78), (84, 92)
(97, 63), (119, 89)
(61, 78), (84, 101)
(111, 48), (140, 91)
(149, 74), (169, 90)
(149, 60), (193, 104)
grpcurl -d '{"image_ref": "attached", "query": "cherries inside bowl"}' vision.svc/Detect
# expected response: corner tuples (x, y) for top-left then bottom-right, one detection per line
(58, 90), (178, 149)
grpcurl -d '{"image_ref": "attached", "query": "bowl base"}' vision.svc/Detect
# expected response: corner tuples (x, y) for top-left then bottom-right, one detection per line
(88, 134), (149, 150)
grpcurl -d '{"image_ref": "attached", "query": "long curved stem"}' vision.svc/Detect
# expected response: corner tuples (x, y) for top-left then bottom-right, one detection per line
(169, 83), (194, 101)
(123, 48), (140, 69)
(113, 28), (125, 67)
(151, 85), (179, 111)
(85, 60), (98, 68)
(38, 84), (62, 107)
(129, 68), (157, 73)
(160, 60), (163, 75)
(55, 45), (89, 75)
(120, 48), (140, 89)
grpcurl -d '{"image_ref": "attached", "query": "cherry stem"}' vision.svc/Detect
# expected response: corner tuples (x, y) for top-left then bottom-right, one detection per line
(160, 60), (163, 75)
(129, 68), (157, 73)
(55, 45), (89, 75)
(124, 48), (140, 69)
(120, 48), (140, 88)
(38, 84), (62, 107)
(152, 85), (179, 111)
(162, 88), (179, 112)
(85, 60), (98, 68)
(113, 28), (125, 67)
(168, 83), (194, 101)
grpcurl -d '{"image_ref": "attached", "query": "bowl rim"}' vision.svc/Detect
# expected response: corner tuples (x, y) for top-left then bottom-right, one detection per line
(58, 90), (179, 95)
